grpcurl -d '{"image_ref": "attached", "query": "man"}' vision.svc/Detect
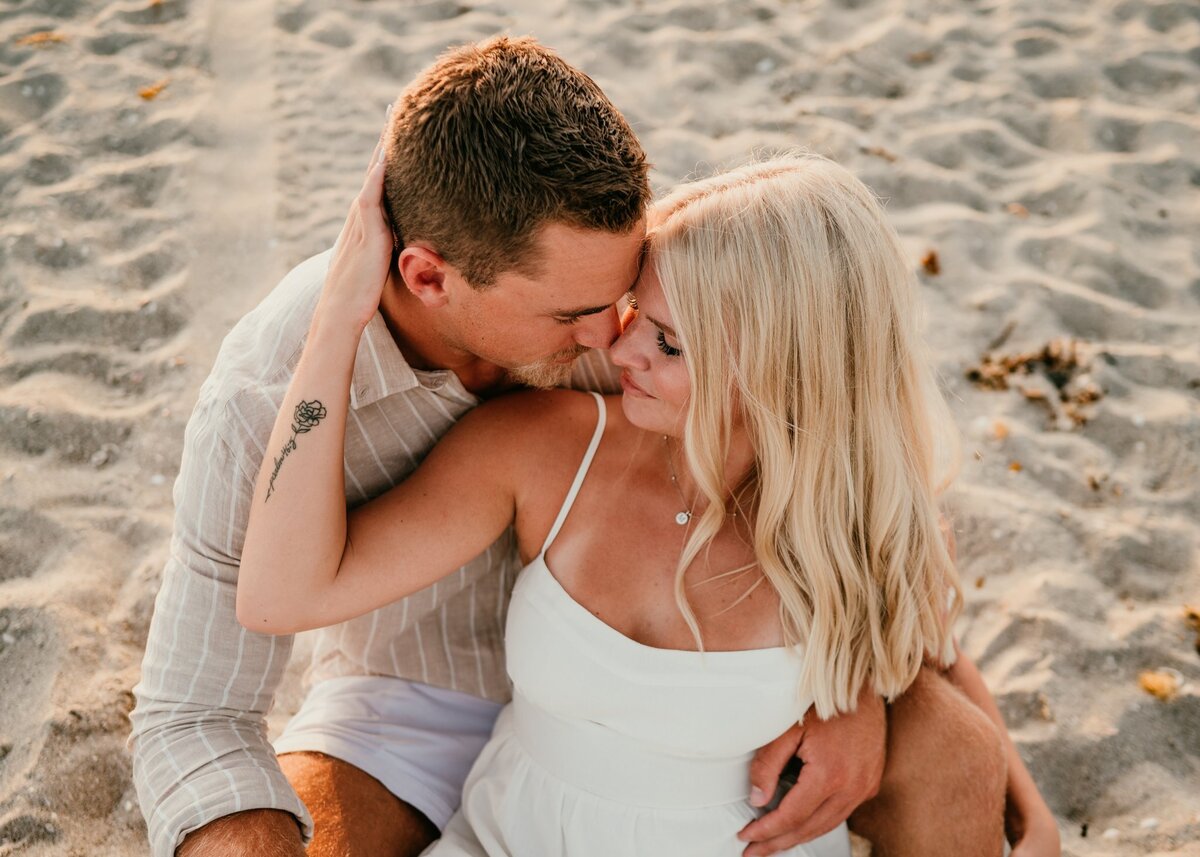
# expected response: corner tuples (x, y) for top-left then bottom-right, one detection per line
(131, 36), (1026, 857)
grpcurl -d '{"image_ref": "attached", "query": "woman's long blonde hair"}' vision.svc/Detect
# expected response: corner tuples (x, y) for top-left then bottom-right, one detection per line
(655, 154), (962, 719)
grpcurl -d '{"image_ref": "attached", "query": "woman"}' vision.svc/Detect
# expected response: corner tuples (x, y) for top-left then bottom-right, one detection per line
(238, 153), (1053, 855)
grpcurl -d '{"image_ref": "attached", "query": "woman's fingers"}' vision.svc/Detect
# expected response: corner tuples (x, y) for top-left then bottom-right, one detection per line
(355, 103), (394, 241)
(366, 102), (393, 173)
(335, 103), (392, 257)
(322, 104), (395, 330)
(356, 160), (390, 245)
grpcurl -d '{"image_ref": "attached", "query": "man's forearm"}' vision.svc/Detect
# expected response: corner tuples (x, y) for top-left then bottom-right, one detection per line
(177, 809), (305, 857)
(131, 555), (310, 856)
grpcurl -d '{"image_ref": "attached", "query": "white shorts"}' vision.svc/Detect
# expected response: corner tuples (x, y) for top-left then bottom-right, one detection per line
(273, 675), (503, 830)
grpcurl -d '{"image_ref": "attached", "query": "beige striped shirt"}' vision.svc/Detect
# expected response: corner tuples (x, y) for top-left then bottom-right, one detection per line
(129, 249), (619, 856)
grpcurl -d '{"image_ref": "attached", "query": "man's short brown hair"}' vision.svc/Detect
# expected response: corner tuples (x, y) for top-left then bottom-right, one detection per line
(383, 36), (650, 287)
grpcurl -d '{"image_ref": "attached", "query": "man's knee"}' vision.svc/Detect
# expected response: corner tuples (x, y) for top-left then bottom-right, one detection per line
(877, 667), (1008, 828)
(887, 668), (1006, 794)
(850, 669), (1006, 855)
(278, 751), (438, 857)
(279, 750), (364, 794)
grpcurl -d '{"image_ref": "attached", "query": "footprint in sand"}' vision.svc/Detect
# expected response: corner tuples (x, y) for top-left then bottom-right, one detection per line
(12, 299), (185, 350)
(0, 72), (66, 134)
(0, 508), (69, 584)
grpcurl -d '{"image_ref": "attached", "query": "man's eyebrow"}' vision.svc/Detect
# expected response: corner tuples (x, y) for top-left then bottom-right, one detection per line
(553, 303), (612, 319)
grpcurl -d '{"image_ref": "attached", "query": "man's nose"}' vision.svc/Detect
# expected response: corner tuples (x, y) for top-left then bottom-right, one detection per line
(573, 307), (622, 350)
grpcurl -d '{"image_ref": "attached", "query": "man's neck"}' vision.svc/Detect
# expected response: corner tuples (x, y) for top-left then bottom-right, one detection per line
(377, 271), (513, 397)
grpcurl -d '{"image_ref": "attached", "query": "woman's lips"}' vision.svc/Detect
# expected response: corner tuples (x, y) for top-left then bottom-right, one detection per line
(620, 371), (653, 398)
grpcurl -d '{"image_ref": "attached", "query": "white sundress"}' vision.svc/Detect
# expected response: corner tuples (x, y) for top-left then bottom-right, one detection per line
(424, 392), (851, 857)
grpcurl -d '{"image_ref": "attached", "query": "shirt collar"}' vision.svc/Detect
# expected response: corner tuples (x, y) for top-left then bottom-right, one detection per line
(349, 311), (422, 409)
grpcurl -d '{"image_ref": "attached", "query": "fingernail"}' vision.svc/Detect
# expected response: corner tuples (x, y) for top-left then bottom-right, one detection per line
(749, 786), (767, 807)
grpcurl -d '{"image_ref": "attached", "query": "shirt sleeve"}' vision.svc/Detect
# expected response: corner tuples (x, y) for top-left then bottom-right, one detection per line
(128, 394), (314, 856)
(567, 348), (622, 395)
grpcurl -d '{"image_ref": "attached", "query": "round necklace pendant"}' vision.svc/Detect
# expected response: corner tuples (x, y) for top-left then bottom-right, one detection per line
(675, 511), (691, 526)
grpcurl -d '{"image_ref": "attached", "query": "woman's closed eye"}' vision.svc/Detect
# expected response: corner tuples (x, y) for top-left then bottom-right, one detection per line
(656, 329), (682, 357)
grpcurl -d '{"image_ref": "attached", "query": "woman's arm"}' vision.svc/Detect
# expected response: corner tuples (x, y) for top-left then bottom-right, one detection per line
(238, 384), (521, 634)
(235, 133), (518, 635)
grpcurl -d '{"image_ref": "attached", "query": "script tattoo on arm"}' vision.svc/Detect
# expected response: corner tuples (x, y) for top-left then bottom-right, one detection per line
(264, 400), (328, 502)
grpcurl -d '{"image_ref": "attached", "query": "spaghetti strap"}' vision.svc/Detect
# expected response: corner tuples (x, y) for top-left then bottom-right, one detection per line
(539, 392), (606, 556)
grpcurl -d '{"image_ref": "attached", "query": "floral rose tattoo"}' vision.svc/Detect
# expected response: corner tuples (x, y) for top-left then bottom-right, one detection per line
(264, 400), (328, 502)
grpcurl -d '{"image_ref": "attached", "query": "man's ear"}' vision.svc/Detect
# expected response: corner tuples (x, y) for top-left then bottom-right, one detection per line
(397, 246), (450, 308)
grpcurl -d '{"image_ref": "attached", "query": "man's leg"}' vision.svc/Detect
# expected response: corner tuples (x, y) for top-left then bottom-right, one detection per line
(279, 751), (438, 857)
(268, 676), (502, 857)
(848, 667), (1007, 857)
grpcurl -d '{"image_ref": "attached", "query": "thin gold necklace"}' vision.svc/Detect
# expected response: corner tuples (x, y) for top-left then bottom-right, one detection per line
(663, 435), (694, 526)
(663, 436), (752, 527)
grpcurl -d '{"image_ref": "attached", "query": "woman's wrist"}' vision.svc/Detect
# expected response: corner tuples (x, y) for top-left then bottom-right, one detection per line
(306, 311), (369, 355)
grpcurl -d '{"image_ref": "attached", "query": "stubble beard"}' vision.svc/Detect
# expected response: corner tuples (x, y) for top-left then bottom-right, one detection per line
(508, 347), (588, 389)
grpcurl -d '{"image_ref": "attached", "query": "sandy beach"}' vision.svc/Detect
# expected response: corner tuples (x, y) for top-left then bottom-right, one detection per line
(1, 0), (1198, 854)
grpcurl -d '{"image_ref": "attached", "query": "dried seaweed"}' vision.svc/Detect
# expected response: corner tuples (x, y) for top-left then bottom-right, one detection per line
(138, 79), (169, 100)
(1138, 670), (1180, 702)
(965, 338), (1103, 428)
(15, 31), (68, 47)
(1186, 605), (1200, 656)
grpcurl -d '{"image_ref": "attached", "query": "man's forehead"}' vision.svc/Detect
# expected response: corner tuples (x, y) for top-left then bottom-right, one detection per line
(534, 219), (645, 263)
(519, 222), (647, 308)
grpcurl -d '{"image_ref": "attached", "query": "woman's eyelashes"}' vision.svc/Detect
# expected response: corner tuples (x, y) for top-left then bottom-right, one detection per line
(656, 329), (682, 357)
(624, 292), (679, 356)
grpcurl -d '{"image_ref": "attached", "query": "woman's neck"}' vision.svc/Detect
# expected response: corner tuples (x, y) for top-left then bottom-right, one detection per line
(659, 426), (757, 511)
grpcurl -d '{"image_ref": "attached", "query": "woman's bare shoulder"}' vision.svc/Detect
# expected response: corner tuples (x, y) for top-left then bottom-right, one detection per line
(454, 388), (607, 459)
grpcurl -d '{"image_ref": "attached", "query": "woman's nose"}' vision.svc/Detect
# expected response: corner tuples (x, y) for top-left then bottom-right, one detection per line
(608, 319), (644, 369)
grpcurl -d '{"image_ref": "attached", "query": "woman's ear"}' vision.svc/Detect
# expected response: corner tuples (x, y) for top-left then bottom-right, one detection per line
(397, 245), (450, 308)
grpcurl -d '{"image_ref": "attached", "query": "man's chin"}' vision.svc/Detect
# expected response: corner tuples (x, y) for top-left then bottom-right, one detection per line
(508, 356), (581, 389)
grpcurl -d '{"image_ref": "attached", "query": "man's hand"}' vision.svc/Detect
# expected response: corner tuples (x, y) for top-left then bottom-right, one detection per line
(737, 687), (886, 857)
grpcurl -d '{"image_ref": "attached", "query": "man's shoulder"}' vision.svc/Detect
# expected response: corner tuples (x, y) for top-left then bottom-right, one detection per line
(213, 250), (332, 381)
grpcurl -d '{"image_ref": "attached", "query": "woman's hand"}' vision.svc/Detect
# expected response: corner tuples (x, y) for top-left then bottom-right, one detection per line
(315, 105), (397, 337)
